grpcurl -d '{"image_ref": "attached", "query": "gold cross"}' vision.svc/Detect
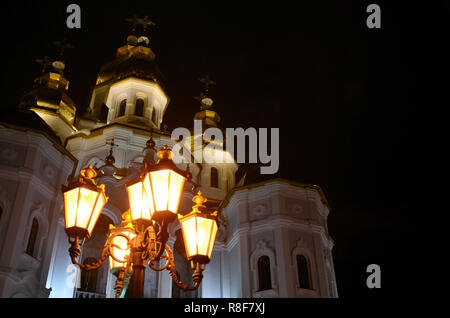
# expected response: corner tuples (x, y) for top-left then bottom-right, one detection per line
(35, 56), (52, 73)
(125, 15), (156, 33)
(198, 75), (216, 92)
(53, 39), (75, 57)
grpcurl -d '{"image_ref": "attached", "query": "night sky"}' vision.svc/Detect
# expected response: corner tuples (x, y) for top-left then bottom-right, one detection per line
(1, 0), (448, 299)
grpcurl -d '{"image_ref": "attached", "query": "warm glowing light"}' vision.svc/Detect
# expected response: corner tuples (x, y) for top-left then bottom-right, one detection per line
(180, 214), (217, 261)
(126, 177), (154, 222)
(126, 146), (187, 224)
(179, 192), (218, 264)
(149, 170), (170, 211)
(109, 228), (135, 271)
(146, 169), (185, 213)
(63, 185), (107, 237)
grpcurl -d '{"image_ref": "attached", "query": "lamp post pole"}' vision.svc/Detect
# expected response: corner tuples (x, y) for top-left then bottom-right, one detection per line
(129, 249), (145, 298)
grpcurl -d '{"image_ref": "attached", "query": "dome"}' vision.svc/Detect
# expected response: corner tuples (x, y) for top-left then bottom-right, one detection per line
(95, 44), (165, 88)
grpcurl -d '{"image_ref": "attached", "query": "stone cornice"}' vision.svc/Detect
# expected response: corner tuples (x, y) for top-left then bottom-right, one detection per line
(220, 178), (331, 213)
(0, 166), (58, 199)
(224, 215), (330, 252)
(0, 124), (77, 164)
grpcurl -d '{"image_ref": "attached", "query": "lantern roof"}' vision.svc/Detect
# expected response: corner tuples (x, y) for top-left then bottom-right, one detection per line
(145, 145), (191, 179)
(179, 191), (219, 222)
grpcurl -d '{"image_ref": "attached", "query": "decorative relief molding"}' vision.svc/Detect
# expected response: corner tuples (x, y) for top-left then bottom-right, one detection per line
(225, 215), (330, 253)
(252, 204), (267, 217)
(2, 148), (18, 161)
(291, 204), (303, 215)
(43, 164), (56, 179)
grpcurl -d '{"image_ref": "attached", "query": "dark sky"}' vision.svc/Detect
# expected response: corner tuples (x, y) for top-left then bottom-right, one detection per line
(1, 0), (449, 299)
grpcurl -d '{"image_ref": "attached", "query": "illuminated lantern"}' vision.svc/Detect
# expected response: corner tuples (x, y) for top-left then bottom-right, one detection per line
(127, 145), (188, 225)
(108, 224), (135, 272)
(179, 191), (218, 264)
(62, 165), (108, 239)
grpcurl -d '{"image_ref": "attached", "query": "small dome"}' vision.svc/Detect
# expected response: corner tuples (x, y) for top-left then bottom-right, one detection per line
(138, 36), (150, 46)
(127, 35), (138, 45)
(201, 97), (214, 107)
(52, 61), (65, 74)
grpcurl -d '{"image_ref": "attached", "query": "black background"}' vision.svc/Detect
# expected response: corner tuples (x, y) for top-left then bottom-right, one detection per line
(0, 0), (448, 300)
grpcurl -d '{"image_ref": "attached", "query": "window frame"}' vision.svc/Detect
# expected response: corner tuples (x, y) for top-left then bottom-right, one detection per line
(26, 218), (39, 257)
(210, 167), (219, 188)
(135, 98), (145, 116)
(118, 99), (127, 117)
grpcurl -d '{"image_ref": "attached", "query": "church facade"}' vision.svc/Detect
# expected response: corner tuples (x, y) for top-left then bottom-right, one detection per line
(0, 32), (338, 298)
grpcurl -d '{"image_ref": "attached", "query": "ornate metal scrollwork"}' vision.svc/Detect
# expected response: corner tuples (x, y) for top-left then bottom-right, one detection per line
(68, 216), (204, 297)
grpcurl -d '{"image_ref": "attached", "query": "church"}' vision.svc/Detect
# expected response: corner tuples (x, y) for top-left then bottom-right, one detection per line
(0, 24), (338, 298)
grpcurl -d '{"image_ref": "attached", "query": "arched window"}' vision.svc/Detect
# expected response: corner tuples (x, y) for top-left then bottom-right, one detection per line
(99, 103), (109, 122)
(257, 256), (272, 291)
(211, 167), (219, 188)
(151, 108), (157, 124)
(296, 255), (312, 290)
(118, 99), (127, 117)
(135, 98), (144, 116)
(26, 218), (39, 257)
(80, 257), (98, 293)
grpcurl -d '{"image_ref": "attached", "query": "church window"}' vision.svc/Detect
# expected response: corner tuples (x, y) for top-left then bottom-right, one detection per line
(257, 255), (272, 291)
(99, 103), (109, 122)
(135, 98), (144, 116)
(118, 99), (127, 117)
(26, 218), (39, 257)
(296, 254), (312, 289)
(211, 167), (219, 188)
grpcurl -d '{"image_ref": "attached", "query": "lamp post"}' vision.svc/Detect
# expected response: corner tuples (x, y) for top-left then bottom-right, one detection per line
(61, 140), (219, 298)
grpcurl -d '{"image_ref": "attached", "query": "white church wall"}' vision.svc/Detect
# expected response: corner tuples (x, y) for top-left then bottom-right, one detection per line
(219, 179), (337, 298)
(0, 181), (19, 259)
(226, 243), (242, 297)
(48, 218), (78, 298)
(201, 246), (223, 298)
(0, 127), (75, 298)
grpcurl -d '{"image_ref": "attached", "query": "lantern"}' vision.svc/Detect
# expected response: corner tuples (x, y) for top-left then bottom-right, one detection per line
(179, 191), (218, 264)
(109, 211), (136, 272)
(109, 225), (135, 272)
(62, 165), (108, 239)
(126, 145), (188, 225)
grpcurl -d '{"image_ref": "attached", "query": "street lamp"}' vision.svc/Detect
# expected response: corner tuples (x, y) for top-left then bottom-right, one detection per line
(62, 166), (108, 240)
(61, 140), (219, 298)
(179, 191), (218, 266)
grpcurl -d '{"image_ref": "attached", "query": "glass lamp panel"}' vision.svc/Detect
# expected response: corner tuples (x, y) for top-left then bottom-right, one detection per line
(63, 187), (79, 229)
(167, 171), (186, 213)
(76, 188), (100, 231)
(196, 217), (215, 257)
(87, 192), (107, 235)
(127, 181), (143, 221)
(180, 215), (198, 258)
(110, 235), (129, 270)
(150, 170), (170, 211)
(206, 221), (218, 258)
(142, 173), (155, 217)
(127, 181), (152, 221)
